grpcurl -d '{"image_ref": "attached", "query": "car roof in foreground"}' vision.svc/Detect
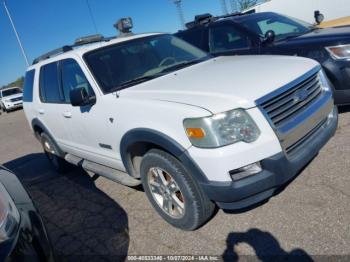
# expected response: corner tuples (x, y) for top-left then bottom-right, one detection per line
(27, 32), (163, 70)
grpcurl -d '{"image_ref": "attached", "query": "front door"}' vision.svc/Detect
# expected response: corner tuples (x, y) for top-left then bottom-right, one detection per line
(58, 58), (122, 169)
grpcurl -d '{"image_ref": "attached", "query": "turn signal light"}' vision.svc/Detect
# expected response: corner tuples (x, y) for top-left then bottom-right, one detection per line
(186, 128), (205, 138)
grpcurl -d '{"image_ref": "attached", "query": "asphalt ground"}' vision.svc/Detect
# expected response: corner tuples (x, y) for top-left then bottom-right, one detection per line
(0, 108), (349, 261)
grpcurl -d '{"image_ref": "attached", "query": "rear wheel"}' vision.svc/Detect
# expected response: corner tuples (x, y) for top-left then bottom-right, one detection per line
(140, 149), (215, 230)
(41, 133), (71, 173)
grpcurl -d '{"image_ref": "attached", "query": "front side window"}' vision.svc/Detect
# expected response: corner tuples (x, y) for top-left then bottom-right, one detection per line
(238, 13), (312, 41)
(209, 25), (250, 52)
(84, 34), (209, 93)
(23, 70), (35, 102)
(61, 59), (94, 102)
(39, 62), (62, 103)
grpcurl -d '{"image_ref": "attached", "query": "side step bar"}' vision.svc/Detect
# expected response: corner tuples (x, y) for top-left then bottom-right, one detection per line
(65, 154), (141, 187)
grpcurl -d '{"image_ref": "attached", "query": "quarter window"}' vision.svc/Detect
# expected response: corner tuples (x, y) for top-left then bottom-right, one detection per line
(23, 70), (35, 102)
(61, 59), (94, 103)
(39, 62), (62, 103)
(209, 25), (250, 52)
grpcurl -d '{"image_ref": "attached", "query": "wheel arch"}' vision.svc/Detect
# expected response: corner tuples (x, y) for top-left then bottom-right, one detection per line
(31, 118), (65, 157)
(120, 128), (208, 183)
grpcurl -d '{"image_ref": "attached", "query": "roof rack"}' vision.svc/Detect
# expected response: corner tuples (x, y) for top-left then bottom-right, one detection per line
(185, 11), (253, 29)
(32, 34), (114, 65)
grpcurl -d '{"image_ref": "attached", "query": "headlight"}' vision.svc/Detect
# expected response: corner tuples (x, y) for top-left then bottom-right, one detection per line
(4, 99), (11, 103)
(183, 109), (260, 148)
(0, 182), (20, 243)
(325, 44), (350, 60)
(319, 70), (331, 92)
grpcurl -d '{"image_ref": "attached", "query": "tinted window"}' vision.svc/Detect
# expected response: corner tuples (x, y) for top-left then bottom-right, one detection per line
(209, 25), (250, 52)
(176, 28), (205, 49)
(23, 70), (35, 102)
(61, 59), (94, 102)
(84, 34), (208, 93)
(2, 88), (22, 97)
(238, 13), (311, 41)
(40, 62), (62, 103)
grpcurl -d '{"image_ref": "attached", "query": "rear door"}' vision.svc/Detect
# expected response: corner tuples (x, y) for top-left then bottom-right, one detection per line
(36, 61), (71, 146)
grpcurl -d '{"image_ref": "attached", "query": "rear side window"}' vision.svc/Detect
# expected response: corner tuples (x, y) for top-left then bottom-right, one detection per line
(39, 62), (63, 103)
(176, 28), (205, 49)
(23, 70), (35, 102)
(209, 25), (250, 52)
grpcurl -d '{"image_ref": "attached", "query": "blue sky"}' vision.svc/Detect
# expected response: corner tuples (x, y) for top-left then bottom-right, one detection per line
(0, 0), (235, 87)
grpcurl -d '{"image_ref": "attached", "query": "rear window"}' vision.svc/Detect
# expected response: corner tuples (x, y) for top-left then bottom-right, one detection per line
(39, 62), (63, 103)
(23, 70), (35, 102)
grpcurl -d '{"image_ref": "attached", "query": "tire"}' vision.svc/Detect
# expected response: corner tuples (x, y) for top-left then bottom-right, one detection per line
(40, 133), (71, 173)
(1, 105), (7, 114)
(140, 149), (215, 230)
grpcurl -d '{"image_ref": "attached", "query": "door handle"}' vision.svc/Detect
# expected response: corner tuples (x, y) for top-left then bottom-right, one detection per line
(38, 109), (45, 115)
(63, 111), (72, 118)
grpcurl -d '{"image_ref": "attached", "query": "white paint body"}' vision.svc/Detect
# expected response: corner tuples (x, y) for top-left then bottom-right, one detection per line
(23, 33), (319, 182)
(247, 0), (350, 24)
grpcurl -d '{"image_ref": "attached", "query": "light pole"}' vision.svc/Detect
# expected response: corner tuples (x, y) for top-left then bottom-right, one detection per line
(220, 0), (229, 15)
(3, 0), (29, 66)
(172, 0), (185, 29)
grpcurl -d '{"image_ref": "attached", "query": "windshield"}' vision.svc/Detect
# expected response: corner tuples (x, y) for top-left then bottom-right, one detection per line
(1, 88), (22, 97)
(238, 13), (313, 41)
(84, 34), (209, 93)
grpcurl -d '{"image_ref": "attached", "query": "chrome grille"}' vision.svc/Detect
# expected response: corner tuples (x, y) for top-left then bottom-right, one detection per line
(10, 96), (22, 102)
(260, 72), (322, 128)
(256, 66), (334, 156)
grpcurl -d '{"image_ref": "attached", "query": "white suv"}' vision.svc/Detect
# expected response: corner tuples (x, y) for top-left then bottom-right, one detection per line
(22, 31), (337, 230)
(0, 87), (23, 113)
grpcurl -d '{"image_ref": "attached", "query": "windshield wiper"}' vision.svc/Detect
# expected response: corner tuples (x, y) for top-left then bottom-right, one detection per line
(110, 74), (163, 92)
(159, 59), (203, 74)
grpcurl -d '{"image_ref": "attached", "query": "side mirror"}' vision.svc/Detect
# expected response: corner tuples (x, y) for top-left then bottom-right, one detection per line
(314, 10), (324, 25)
(264, 30), (275, 44)
(69, 87), (95, 107)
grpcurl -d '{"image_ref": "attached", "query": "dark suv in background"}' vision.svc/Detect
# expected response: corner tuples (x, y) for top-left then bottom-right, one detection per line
(175, 12), (350, 105)
(0, 166), (55, 262)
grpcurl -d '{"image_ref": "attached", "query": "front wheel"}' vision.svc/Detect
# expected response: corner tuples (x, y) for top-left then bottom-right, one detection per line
(1, 105), (7, 114)
(140, 149), (215, 230)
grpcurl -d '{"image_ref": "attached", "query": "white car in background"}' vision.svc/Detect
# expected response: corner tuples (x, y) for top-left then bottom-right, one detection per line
(0, 87), (23, 113)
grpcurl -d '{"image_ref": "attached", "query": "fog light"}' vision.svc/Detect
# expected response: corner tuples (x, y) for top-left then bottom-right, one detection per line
(229, 162), (262, 181)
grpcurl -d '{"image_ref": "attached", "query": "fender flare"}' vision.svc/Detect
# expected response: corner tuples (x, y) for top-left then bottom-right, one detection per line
(120, 128), (209, 183)
(31, 118), (65, 157)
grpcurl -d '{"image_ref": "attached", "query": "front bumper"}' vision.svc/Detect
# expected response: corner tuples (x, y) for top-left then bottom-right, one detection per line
(4, 102), (23, 110)
(199, 107), (338, 210)
(0, 168), (55, 262)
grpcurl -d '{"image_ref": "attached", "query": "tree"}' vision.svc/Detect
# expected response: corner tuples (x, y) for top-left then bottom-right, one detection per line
(1, 76), (24, 90)
(237, 0), (258, 11)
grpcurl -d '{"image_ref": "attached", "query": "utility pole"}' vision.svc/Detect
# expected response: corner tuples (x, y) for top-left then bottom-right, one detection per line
(172, 0), (185, 30)
(230, 0), (240, 13)
(220, 0), (229, 15)
(3, 0), (29, 66)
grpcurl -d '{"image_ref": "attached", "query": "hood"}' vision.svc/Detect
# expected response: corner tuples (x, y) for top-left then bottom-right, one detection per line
(289, 26), (350, 43)
(122, 56), (319, 113)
